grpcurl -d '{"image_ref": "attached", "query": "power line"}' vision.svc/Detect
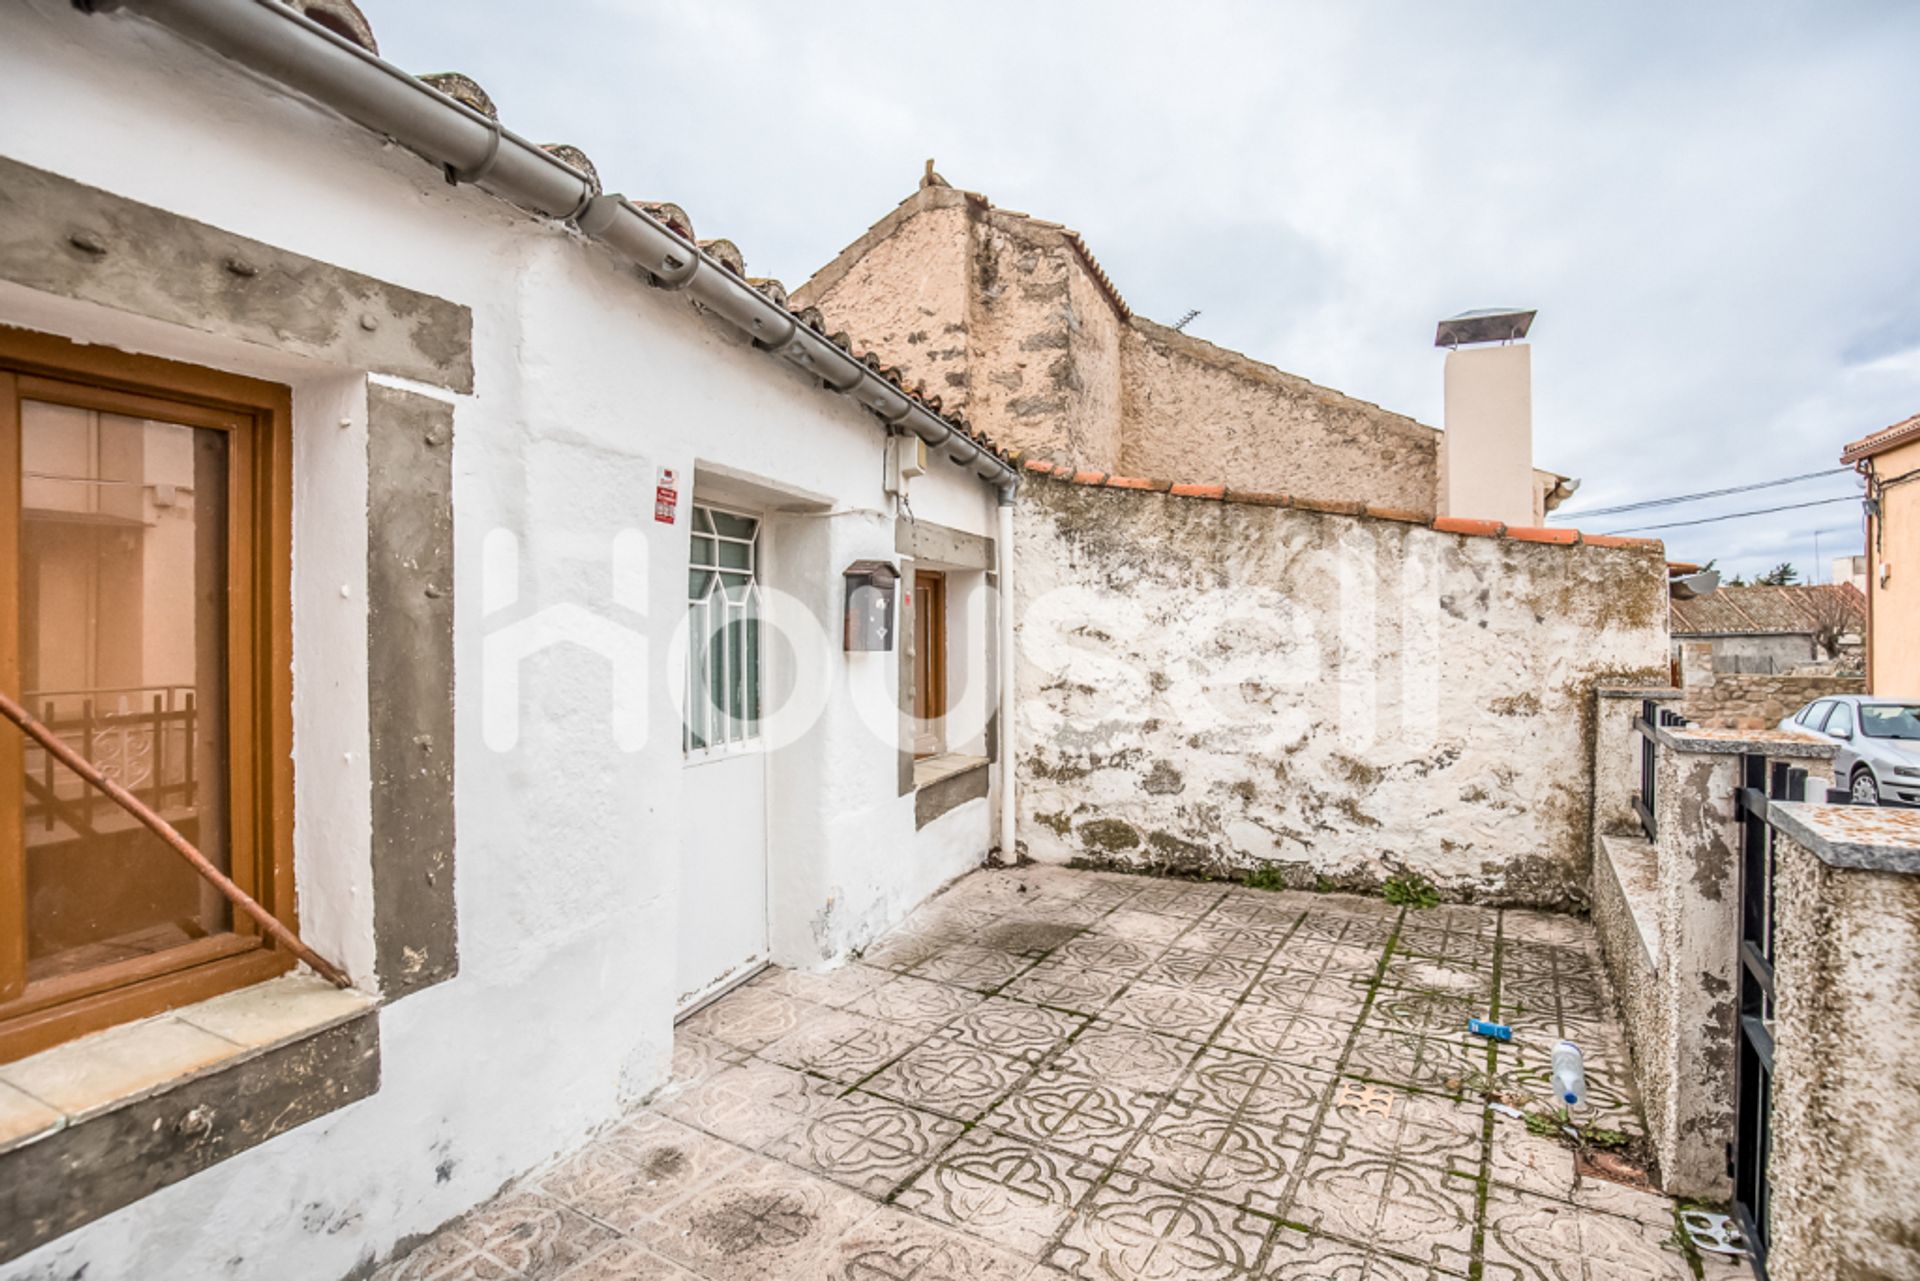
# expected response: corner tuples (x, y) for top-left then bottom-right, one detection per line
(1555, 466), (1851, 520)
(1601, 494), (1860, 535)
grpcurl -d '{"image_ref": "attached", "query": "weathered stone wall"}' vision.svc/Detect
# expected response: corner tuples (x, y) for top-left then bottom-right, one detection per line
(790, 192), (975, 414)
(1014, 477), (1669, 907)
(1768, 830), (1920, 1281)
(799, 186), (1509, 518)
(1677, 640), (1864, 727)
(1119, 320), (1440, 516)
(967, 208), (1125, 466)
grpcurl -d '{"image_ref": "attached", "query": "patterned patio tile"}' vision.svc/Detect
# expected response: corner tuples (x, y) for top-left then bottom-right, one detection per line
(536, 1114), (751, 1231)
(372, 1191), (615, 1281)
(1050, 1021), (1205, 1090)
(760, 1009), (927, 1084)
(1167, 1048), (1337, 1127)
(1124, 883), (1227, 919)
(1497, 909), (1591, 948)
(861, 932), (952, 973)
(1342, 1028), (1490, 1098)
(1118, 1100), (1312, 1215)
(1285, 1153), (1477, 1273)
(909, 944), (1041, 993)
(659, 1059), (838, 1150)
(1243, 967), (1371, 1020)
(1212, 1007), (1349, 1071)
(1315, 1079), (1487, 1166)
(1484, 1117), (1577, 1197)
(641, 1155), (882, 1281)
(842, 975), (987, 1033)
(1362, 988), (1485, 1040)
(1374, 954), (1494, 1002)
(896, 1128), (1104, 1257)
(1262, 1226), (1469, 1279)
(983, 1068), (1162, 1164)
(683, 985), (833, 1052)
(762, 1091), (963, 1196)
(1002, 961), (1134, 1014)
(668, 1030), (744, 1091)
(1479, 1184), (1693, 1280)
(551, 1241), (704, 1279)
(1267, 940), (1384, 979)
(1048, 935), (1161, 976)
(1092, 908), (1196, 948)
(818, 1205), (1040, 1280)
(1135, 947), (1266, 997)
(750, 963), (892, 1009)
(1177, 920), (1286, 962)
(1052, 1173), (1275, 1280)
(1101, 980), (1237, 1044)
(940, 995), (1088, 1063)
(863, 1036), (1036, 1120)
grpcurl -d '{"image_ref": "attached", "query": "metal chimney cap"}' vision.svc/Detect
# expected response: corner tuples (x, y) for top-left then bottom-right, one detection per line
(1435, 308), (1536, 348)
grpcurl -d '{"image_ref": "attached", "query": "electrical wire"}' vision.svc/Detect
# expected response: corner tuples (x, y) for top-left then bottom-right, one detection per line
(1555, 467), (1851, 520)
(1600, 494), (1860, 535)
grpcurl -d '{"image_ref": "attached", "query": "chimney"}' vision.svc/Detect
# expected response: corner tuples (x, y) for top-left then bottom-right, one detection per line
(1435, 308), (1537, 528)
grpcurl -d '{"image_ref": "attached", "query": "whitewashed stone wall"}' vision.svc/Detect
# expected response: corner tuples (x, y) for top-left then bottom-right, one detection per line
(1013, 476), (1669, 907)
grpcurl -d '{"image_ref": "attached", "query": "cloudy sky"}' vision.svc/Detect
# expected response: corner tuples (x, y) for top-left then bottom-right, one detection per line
(369, 1), (1920, 583)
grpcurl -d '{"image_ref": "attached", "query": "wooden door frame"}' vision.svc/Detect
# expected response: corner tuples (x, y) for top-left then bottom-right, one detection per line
(914, 570), (947, 759)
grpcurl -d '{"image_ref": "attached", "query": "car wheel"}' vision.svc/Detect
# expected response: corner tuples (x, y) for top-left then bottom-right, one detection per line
(1851, 770), (1881, 806)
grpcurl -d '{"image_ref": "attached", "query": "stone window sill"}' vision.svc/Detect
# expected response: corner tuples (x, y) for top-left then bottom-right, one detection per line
(915, 754), (990, 830)
(914, 752), (988, 791)
(0, 974), (381, 1264)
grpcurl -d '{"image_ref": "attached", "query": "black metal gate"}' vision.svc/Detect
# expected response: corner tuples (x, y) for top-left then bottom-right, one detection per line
(1730, 753), (1806, 1275)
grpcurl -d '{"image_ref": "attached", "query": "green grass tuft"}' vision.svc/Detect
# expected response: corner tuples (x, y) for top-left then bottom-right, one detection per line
(1383, 871), (1441, 909)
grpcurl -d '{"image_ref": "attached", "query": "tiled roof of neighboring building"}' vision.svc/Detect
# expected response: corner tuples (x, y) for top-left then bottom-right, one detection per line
(1015, 456), (1658, 552)
(1842, 411), (1920, 463)
(1669, 584), (1865, 636)
(270, 1), (1011, 479)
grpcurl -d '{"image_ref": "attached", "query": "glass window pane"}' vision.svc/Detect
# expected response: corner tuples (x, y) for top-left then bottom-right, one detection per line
(690, 535), (715, 567)
(20, 401), (232, 985)
(688, 568), (714, 598)
(742, 612), (760, 732)
(717, 539), (750, 570)
(686, 597), (709, 750)
(710, 511), (756, 540)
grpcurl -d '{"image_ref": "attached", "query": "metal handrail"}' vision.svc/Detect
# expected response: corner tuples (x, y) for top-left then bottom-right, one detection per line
(0, 688), (350, 988)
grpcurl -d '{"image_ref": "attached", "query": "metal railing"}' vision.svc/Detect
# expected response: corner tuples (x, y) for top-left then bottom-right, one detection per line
(0, 689), (349, 988)
(1632, 699), (1689, 840)
(1729, 753), (1808, 1277)
(22, 686), (197, 838)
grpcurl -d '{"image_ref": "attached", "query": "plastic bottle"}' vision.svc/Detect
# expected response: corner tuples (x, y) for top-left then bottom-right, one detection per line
(1551, 1040), (1586, 1108)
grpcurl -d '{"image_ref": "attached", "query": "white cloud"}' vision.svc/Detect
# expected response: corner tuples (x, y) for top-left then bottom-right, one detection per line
(365, 0), (1920, 582)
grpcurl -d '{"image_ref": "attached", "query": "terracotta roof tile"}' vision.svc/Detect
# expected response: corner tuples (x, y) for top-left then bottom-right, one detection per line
(1842, 411), (1920, 463)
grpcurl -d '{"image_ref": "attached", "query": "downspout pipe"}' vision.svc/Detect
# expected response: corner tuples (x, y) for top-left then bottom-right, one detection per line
(996, 492), (1018, 862)
(94, 0), (1022, 496)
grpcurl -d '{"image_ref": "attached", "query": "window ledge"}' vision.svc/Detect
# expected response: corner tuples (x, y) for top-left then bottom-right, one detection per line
(0, 974), (374, 1152)
(914, 753), (988, 791)
(915, 754), (990, 830)
(0, 974), (379, 1262)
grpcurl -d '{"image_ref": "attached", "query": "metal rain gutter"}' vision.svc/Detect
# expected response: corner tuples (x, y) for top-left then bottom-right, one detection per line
(91, 0), (1020, 501)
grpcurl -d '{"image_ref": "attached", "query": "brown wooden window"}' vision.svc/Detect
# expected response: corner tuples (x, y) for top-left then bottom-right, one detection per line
(0, 328), (295, 1062)
(913, 570), (947, 759)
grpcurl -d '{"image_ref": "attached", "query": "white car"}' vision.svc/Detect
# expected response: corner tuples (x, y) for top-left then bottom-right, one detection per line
(1779, 695), (1920, 807)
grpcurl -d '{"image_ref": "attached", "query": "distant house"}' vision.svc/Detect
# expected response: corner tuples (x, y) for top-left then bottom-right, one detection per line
(1669, 583), (1866, 673)
(1843, 411), (1920, 693)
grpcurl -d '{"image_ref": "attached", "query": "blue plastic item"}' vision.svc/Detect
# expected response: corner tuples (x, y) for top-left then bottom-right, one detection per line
(1468, 1018), (1512, 1041)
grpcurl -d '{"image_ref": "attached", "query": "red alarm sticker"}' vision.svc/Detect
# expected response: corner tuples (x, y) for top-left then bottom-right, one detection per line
(655, 466), (679, 524)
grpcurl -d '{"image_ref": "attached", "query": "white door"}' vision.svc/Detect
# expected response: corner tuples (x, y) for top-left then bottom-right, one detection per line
(677, 504), (769, 1015)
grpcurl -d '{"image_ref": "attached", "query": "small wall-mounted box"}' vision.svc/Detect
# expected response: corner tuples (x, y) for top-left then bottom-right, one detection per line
(885, 435), (928, 495)
(843, 559), (900, 651)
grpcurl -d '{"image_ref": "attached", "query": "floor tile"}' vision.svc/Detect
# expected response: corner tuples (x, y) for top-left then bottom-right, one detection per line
(895, 1128), (1102, 1257)
(1286, 1154), (1477, 1273)
(537, 1115), (751, 1231)
(864, 1036), (1035, 1120)
(1053, 1172), (1274, 1280)
(641, 1155), (880, 1281)
(379, 869), (1681, 1281)
(1479, 1184), (1694, 1280)
(984, 1068), (1161, 1164)
(760, 1009), (926, 1084)
(762, 1092), (963, 1196)
(1050, 1022), (1204, 1090)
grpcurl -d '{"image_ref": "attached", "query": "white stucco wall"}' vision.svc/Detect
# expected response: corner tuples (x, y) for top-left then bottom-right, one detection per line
(0, 4), (999, 1276)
